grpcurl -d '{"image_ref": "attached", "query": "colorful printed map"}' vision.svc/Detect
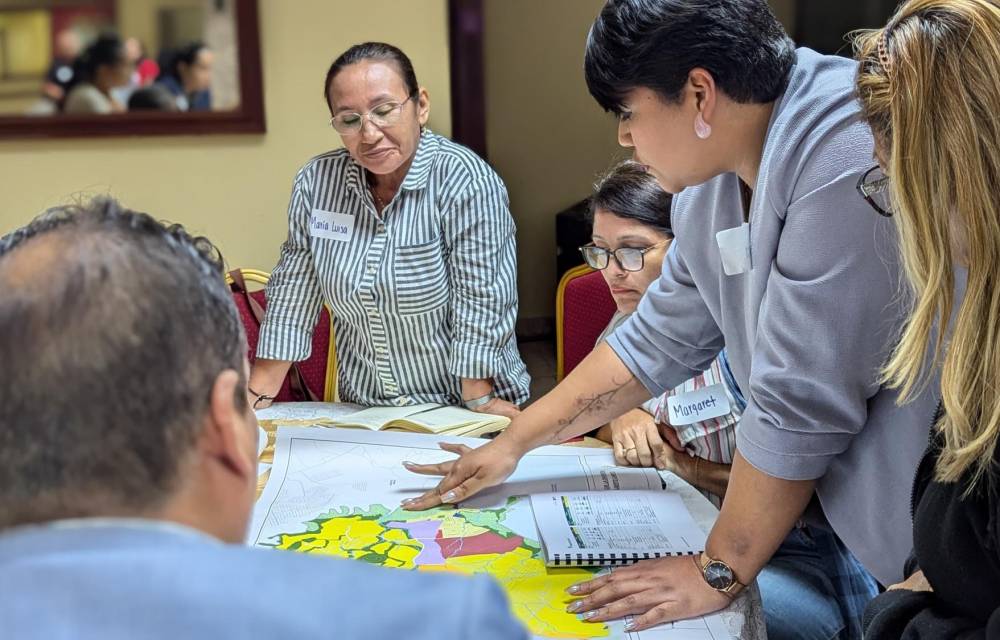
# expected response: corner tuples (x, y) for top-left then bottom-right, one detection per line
(251, 427), (735, 640)
(268, 499), (605, 638)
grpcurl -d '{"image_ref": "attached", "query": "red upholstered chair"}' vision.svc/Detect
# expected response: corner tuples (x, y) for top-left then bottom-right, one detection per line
(226, 269), (337, 402)
(556, 265), (619, 380)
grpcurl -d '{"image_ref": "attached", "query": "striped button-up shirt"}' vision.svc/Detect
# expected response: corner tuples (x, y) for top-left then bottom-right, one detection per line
(257, 131), (530, 407)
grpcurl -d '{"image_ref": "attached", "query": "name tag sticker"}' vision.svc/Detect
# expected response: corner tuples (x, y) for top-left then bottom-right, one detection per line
(666, 383), (732, 426)
(716, 222), (751, 275)
(309, 209), (354, 242)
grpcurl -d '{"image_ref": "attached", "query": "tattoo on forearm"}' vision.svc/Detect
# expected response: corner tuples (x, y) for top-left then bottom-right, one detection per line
(552, 378), (630, 442)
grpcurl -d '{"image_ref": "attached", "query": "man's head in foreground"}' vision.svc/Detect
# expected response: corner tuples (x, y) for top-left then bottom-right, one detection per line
(0, 197), (257, 543)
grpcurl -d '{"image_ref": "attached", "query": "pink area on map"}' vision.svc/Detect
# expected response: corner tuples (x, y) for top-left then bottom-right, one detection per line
(386, 520), (445, 565)
(435, 529), (525, 558)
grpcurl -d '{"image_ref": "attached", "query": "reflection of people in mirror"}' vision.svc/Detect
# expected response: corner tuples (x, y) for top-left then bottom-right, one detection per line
(43, 30), (81, 104)
(63, 34), (134, 115)
(128, 85), (179, 113)
(125, 37), (160, 88)
(156, 42), (214, 112)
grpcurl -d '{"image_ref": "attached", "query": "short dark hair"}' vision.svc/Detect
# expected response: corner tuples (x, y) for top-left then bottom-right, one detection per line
(158, 41), (209, 81)
(584, 0), (796, 113)
(71, 33), (125, 86)
(589, 161), (673, 236)
(0, 198), (246, 530)
(323, 42), (418, 111)
(128, 85), (178, 112)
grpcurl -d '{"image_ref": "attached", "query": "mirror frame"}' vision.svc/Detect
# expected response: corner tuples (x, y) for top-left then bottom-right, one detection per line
(0, 0), (264, 139)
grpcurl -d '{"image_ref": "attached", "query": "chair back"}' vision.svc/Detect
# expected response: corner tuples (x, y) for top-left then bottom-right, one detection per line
(227, 269), (337, 402)
(556, 265), (618, 380)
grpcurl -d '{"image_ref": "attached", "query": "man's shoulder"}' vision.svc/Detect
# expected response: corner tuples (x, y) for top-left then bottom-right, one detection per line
(0, 528), (521, 639)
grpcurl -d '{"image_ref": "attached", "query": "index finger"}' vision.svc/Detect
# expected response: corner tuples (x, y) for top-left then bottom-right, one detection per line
(402, 459), (454, 477)
(402, 472), (480, 511)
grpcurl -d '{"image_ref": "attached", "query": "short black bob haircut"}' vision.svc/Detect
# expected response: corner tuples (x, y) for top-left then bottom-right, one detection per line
(584, 0), (796, 114)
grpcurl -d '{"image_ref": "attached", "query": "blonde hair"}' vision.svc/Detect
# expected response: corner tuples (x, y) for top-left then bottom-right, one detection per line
(855, 0), (1000, 488)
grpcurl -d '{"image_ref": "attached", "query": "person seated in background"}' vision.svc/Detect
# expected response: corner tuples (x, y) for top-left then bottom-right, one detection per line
(854, 0), (1000, 636)
(584, 162), (735, 499)
(63, 34), (133, 115)
(250, 42), (529, 417)
(128, 84), (179, 112)
(582, 161), (879, 640)
(0, 198), (526, 640)
(125, 37), (160, 88)
(28, 29), (82, 115)
(156, 42), (214, 111)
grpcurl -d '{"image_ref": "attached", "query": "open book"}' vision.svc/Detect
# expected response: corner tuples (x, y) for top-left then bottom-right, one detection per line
(323, 403), (510, 437)
(530, 490), (707, 566)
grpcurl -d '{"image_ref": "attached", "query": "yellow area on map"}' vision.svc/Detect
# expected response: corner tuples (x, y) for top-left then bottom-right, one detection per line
(275, 511), (609, 639)
(276, 515), (420, 568)
(428, 546), (607, 639)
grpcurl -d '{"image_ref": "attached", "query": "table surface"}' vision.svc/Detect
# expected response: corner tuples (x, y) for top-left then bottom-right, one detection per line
(255, 402), (766, 640)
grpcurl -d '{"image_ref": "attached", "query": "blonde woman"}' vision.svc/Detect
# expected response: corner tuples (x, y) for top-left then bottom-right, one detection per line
(854, 0), (1000, 636)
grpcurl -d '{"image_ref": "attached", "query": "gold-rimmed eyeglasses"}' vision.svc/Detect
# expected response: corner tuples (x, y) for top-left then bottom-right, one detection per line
(329, 93), (416, 135)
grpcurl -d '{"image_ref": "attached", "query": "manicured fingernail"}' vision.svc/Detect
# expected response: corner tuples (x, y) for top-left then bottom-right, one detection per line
(441, 491), (457, 502)
(567, 585), (580, 594)
(566, 601), (582, 612)
(582, 610), (598, 620)
(624, 621), (636, 631)
(402, 461), (415, 467)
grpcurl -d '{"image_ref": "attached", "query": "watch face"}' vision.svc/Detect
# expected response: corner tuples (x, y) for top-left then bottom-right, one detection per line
(704, 560), (735, 590)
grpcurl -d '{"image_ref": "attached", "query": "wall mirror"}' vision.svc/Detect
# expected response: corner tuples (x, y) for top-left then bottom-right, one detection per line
(0, 0), (263, 138)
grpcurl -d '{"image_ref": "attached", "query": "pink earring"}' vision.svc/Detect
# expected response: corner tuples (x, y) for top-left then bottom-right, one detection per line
(694, 113), (712, 139)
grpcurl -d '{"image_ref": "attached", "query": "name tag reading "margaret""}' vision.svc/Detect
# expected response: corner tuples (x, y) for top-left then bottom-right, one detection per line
(666, 383), (732, 426)
(309, 209), (354, 242)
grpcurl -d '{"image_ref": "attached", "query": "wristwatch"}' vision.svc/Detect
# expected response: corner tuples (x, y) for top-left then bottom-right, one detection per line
(463, 393), (495, 410)
(697, 552), (747, 598)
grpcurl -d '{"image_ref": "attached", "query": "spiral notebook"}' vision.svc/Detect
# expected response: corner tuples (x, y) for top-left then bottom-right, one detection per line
(529, 490), (707, 566)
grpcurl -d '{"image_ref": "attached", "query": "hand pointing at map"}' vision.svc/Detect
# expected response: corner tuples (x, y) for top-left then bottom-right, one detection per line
(401, 439), (523, 510)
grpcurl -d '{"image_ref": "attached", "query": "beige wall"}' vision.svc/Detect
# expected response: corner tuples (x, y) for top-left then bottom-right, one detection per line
(484, 0), (798, 322)
(0, 0), (452, 276)
(117, 0), (204, 55)
(484, 0), (621, 322)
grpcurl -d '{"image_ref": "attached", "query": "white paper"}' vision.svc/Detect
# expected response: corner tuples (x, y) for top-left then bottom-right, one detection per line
(531, 491), (706, 564)
(715, 223), (751, 276)
(665, 383), (732, 426)
(309, 209), (355, 242)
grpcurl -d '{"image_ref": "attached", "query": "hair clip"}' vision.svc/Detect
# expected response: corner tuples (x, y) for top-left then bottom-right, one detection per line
(877, 29), (893, 77)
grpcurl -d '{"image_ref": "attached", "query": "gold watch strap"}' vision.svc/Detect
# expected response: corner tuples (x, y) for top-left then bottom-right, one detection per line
(699, 552), (747, 597)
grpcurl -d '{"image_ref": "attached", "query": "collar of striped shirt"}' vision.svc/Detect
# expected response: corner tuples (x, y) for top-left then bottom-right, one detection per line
(346, 128), (439, 197)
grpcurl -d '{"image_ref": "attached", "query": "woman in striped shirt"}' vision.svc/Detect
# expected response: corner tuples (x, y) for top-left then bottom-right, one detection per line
(249, 42), (529, 415)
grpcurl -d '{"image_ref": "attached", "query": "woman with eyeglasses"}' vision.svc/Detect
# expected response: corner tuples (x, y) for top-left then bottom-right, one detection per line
(250, 42), (528, 416)
(403, 0), (938, 636)
(853, 1), (1000, 636)
(583, 161), (879, 640)
(582, 161), (742, 482)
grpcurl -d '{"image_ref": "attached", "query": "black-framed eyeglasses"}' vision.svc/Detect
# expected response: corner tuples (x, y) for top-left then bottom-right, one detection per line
(329, 93), (417, 135)
(579, 240), (669, 272)
(857, 165), (893, 217)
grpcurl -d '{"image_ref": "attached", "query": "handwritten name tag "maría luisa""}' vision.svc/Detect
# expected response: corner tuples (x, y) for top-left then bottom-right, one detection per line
(309, 209), (355, 242)
(665, 383), (733, 426)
